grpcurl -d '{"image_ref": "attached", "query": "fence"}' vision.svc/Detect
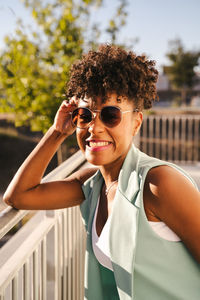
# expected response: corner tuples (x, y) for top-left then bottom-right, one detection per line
(0, 151), (87, 300)
(139, 114), (200, 163)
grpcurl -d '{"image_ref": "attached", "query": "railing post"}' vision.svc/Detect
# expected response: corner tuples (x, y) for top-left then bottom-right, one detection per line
(12, 276), (18, 300)
(23, 260), (30, 300)
(41, 237), (47, 300)
(46, 211), (59, 300)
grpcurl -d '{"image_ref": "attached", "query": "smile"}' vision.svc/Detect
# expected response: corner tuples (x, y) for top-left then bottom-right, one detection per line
(86, 140), (112, 151)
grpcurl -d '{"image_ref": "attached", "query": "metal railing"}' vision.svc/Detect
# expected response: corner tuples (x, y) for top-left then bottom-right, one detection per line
(139, 114), (200, 163)
(0, 151), (87, 300)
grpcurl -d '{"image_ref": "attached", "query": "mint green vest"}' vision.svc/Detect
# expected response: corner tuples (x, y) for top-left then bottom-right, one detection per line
(81, 144), (200, 299)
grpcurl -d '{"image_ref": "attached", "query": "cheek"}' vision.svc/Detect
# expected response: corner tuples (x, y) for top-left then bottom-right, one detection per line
(125, 116), (139, 137)
(121, 118), (136, 137)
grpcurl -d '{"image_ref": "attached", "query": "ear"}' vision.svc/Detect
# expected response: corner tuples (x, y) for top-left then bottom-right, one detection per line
(132, 112), (143, 136)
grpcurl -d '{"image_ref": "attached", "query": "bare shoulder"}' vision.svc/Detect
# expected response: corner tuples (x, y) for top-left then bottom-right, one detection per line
(144, 164), (199, 213)
(145, 164), (191, 184)
(144, 164), (200, 262)
(144, 164), (198, 199)
(66, 167), (98, 185)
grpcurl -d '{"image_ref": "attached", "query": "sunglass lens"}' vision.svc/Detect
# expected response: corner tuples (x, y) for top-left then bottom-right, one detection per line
(101, 106), (121, 127)
(71, 108), (92, 128)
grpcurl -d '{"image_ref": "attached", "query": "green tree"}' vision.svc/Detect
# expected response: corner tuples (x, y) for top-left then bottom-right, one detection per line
(165, 39), (200, 104)
(0, 0), (129, 132)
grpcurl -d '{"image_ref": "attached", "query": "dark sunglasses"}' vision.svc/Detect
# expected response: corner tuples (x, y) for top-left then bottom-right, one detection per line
(71, 106), (139, 129)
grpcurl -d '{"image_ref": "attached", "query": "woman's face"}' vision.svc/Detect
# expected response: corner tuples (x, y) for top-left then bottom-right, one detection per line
(75, 93), (143, 168)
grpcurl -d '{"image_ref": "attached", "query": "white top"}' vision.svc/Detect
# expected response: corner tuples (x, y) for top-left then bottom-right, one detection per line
(149, 221), (181, 242)
(92, 197), (113, 271)
(92, 197), (181, 271)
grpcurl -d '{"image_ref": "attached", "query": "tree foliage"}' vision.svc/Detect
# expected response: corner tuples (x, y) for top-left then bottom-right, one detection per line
(165, 39), (200, 103)
(0, 0), (129, 132)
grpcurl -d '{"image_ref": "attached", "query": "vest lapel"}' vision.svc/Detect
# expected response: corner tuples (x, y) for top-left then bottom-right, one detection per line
(109, 144), (141, 299)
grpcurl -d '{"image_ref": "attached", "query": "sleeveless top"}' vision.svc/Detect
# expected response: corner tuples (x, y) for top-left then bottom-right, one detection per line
(81, 144), (200, 300)
(92, 196), (181, 272)
(92, 197), (113, 271)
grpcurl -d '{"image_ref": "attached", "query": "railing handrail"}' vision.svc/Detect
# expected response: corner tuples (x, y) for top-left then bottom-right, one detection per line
(0, 150), (86, 240)
(0, 211), (53, 289)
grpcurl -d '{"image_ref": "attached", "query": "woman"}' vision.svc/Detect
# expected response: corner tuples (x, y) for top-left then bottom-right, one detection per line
(4, 45), (200, 299)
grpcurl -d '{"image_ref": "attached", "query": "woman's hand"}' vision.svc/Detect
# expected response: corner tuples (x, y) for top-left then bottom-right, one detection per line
(53, 98), (78, 136)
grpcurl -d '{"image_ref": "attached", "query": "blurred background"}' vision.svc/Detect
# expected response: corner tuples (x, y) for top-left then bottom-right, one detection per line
(0, 0), (200, 199)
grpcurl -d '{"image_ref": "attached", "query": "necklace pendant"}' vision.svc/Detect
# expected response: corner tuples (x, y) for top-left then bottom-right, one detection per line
(105, 180), (118, 196)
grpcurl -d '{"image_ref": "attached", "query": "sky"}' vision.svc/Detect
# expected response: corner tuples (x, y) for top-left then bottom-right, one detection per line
(0, 0), (200, 71)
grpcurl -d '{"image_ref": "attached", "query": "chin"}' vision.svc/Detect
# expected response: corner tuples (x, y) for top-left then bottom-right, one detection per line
(84, 152), (110, 166)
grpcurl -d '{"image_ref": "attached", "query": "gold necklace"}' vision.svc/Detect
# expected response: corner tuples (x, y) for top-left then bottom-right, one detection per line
(105, 180), (118, 196)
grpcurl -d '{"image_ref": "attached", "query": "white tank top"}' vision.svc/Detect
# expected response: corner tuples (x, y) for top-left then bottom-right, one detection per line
(92, 197), (113, 271)
(92, 197), (181, 271)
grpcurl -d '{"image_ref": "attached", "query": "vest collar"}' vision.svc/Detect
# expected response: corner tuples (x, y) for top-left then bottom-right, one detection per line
(117, 143), (141, 206)
(108, 143), (141, 299)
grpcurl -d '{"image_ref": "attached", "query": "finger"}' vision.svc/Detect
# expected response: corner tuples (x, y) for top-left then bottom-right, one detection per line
(63, 99), (77, 107)
(69, 96), (79, 105)
(60, 101), (76, 113)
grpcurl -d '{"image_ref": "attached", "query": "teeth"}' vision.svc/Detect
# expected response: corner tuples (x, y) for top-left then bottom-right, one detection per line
(89, 141), (110, 147)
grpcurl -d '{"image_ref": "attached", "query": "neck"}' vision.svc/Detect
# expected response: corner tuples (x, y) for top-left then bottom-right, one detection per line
(99, 145), (131, 186)
(99, 158), (123, 186)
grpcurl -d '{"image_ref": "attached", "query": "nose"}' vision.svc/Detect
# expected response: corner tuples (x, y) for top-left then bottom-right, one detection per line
(88, 111), (104, 133)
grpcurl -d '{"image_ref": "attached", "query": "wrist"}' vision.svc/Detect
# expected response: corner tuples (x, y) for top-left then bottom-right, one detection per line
(48, 126), (69, 142)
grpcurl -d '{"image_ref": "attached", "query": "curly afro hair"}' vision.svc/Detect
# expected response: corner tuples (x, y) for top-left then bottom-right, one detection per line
(66, 44), (159, 110)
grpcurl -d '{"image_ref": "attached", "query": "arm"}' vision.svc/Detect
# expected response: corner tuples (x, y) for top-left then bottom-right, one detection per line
(3, 100), (97, 210)
(144, 165), (200, 263)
